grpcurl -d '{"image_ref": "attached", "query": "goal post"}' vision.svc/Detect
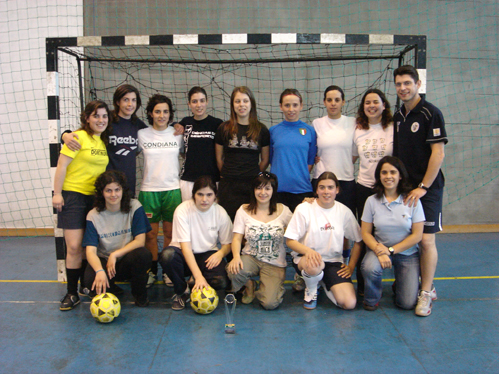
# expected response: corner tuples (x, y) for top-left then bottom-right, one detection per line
(46, 32), (426, 280)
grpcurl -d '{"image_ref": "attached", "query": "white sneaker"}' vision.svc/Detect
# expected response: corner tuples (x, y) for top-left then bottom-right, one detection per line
(146, 272), (156, 288)
(162, 273), (173, 287)
(415, 290), (432, 317)
(303, 287), (318, 310)
(430, 284), (437, 301)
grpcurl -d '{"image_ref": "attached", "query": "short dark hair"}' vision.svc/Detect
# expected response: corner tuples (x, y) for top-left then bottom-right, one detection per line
(393, 65), (419, 83)
(279, 88), (303, 104)
(373, 156), (412, 199)
(79, 100), (112, 145)
(323, 85), (345, 101)
(247, 172), (279, 215)
(94, 170), (132, 213)
(315, 172), (340, 195)
(188, 86), (208, 102)
(145, 94), (175, 125)
(192, 175), (218, 197)
(356, 88), (393, 130)
(112, 84), (142, 124)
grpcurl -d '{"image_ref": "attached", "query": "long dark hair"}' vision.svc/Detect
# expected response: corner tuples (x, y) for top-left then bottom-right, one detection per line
(94, 170), (132, 213)
(112, 84), (142, 124)
(373, 156), (412, 199)
(79, 100), (112, 145)
(221, 86), (264, 143)
(356, 88), (393, 130)
(247, 172), (278, 215)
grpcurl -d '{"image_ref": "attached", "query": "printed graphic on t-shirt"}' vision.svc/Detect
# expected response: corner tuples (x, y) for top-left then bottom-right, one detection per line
(246, 224), (284, 262)
(362, 137), (387, 163)
(229, 134), (258, 150)
(109, 135), (138, 156)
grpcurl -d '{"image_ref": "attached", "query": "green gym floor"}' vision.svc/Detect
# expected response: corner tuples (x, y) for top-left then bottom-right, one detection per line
(0, 233), (498, 373)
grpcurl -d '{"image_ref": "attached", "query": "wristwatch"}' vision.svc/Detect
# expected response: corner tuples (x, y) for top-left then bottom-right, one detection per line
(418, 182), (429, 191)
(388, 247), (395, 256)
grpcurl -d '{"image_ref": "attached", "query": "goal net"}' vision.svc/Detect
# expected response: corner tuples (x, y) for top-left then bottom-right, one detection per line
(48, 33), (422, 279)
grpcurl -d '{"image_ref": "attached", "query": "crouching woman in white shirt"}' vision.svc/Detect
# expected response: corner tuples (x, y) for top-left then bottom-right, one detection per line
(159, 176), (233, 311)
(285, 172), (362, 310)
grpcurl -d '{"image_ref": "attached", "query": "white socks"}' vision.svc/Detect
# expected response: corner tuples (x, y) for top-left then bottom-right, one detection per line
(301, 270), (324, 302)
(321, 280), (338, 306)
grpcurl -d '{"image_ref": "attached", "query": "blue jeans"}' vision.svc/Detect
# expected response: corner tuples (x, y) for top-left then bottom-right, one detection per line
(361, 250), (420, 309)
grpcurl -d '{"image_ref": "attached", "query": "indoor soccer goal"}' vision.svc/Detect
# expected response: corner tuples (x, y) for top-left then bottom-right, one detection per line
(47, 32), (425, 279)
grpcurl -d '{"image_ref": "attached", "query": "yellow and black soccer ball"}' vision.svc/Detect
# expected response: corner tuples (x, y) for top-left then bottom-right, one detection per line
(190, 287), (219, 314)
(90, 293), (121, 323)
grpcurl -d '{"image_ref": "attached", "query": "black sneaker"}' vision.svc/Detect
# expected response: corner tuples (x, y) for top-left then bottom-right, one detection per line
(79, 286), (97, 298)
(134, 297), (150, 307)
(171, 293), (190, 311)
(108, 284), (124, 295)
(60, 293), (80, 311)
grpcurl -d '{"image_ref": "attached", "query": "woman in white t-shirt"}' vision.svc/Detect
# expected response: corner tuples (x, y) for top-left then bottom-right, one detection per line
(312, 85), (356, 213)
(138, 94), (183, 287)
(159, 176), (233, 311)
(227, 172), (292, 310)
(353, 88), (394, 221)
(285, 172), (362, 310)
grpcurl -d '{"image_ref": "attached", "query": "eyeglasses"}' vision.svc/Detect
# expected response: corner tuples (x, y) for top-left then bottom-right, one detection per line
(258, 171), (271, 178)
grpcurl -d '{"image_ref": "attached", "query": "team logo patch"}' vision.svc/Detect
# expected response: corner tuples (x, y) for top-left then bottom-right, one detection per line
(299, 128), (307, 136)
(433, 128), (441, 136)
(411, 122), (420, 133)
(146, 212), (153, 218)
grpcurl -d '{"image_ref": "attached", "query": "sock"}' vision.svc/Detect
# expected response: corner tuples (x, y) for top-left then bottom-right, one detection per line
(79, 260), (88, 285)
(151, 260), (158, 275)
(66, 268), (81, 295)
(301, 270), (324, 302)
(321, 281), (338, 306)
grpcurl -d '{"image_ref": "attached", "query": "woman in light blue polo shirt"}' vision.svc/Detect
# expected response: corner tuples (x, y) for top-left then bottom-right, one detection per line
(360, 156), (425, 311)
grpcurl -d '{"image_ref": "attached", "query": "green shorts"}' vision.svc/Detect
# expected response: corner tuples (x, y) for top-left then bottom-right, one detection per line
(138, 189), (182, 223)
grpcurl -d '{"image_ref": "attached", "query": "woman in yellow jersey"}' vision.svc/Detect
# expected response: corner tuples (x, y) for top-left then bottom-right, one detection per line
(52, 100), (112, 311)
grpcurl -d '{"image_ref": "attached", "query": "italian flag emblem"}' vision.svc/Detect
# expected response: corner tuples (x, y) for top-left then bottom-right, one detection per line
(299, 128), (307, 136)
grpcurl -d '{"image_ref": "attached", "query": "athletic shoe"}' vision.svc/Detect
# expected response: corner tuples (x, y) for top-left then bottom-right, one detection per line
(292, 273), (305, 292)
(80, 287), (96, 298)
(162, 273), (174, 287)
(171, 293), (190, 311)
(242, 279), (256, 304)
(430, 285), (437, 301)
(415, 290), (432, 317)
(134, 296), (150, 307)
(60, 293), (80, 311)
(303, 287), (318, 310)
(146, 272), (156, 288)
(363, 302), (379, 311)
